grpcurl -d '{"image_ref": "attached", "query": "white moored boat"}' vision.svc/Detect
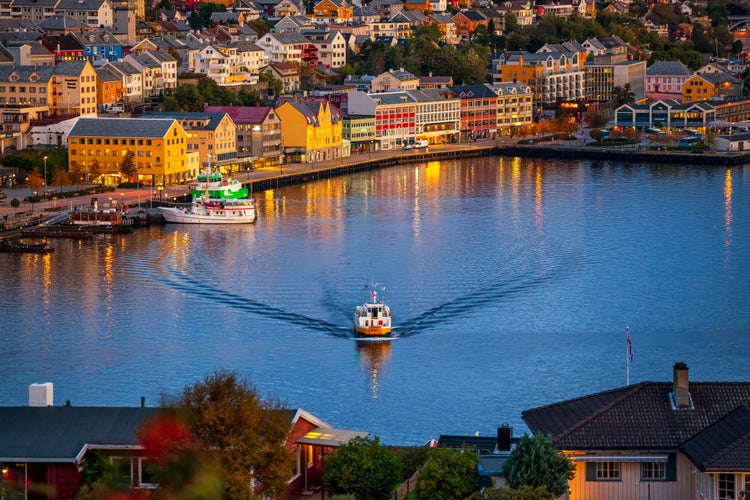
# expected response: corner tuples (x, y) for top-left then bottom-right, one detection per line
(159, 195), (257, 224)
(354, 282), (392, 337)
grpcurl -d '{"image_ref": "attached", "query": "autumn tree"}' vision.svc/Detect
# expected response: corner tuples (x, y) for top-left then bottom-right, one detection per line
(119, 151), (137, 184)
(25, 169), (44, 191)
(503, 434), (574, 498)
(323, 436), (402, 500)
(175, 370), (294, 499)
(415, 446), (481, 500)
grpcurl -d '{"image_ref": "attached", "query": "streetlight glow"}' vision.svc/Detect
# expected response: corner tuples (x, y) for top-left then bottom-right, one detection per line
(43, 155), (48, 192)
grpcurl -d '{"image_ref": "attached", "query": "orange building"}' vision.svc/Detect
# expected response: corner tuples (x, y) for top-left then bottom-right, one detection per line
(682, 75), (716, 103)
(95, 65), (124, 112)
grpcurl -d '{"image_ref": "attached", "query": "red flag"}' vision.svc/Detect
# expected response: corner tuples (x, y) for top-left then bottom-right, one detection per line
(627, 328), (634, 362)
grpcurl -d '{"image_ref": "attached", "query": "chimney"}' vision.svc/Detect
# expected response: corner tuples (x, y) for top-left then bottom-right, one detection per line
(672, 362), (692, 409)
(29, 382), (54, 407)
(497, 424), (512, 452)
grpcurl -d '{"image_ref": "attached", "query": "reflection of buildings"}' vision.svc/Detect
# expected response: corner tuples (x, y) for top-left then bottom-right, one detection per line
(356, 340), (392, 399)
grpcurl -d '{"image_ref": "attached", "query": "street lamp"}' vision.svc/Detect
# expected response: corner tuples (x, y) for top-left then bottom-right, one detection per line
(43, 155), (48, 194)
(32, 190), (36, 212)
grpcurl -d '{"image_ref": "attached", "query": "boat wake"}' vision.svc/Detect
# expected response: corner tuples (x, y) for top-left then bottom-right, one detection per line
(119, 235), (577, 339)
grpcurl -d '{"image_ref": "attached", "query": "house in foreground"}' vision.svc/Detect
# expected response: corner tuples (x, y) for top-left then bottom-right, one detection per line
(522, 362), (750, 500)
(0, 383), (368, 500)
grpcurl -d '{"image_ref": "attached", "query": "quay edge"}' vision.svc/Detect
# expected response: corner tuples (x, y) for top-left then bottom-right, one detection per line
(245, 144), (747, 193)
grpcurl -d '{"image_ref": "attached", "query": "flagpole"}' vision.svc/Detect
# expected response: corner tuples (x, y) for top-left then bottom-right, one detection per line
(626, 326), (631, 386)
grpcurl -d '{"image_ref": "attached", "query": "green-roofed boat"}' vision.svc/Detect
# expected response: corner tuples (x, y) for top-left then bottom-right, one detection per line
(190, 171), (249, 200)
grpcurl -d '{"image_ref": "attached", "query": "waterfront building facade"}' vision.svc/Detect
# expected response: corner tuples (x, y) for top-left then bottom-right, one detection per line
(405, 88), (460, 145)
(205, 105), (283, 168)
(276, 98), (343, 162)
(142, 111), (240, 175)
(343, 115), (376, 153)
(68, 117), (188, 186)
(614, 99), (716, 131)
(494, 51), (585, 105)
(491, 82), (534, 134)
(445, 84), (499, 141)
(347, 90), (416, 150)
(584, 52), (646, 102)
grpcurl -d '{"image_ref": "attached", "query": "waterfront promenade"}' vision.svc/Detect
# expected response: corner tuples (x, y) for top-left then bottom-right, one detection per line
(0, 136), (742, 220)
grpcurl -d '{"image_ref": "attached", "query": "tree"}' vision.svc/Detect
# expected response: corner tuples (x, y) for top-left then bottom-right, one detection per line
(323, 436), (402, 500)
(503, 434), (574, 498)
(612, 83), (636, 107)
(415, 447), (481, 500)
(25, 169), (44, 191)
(119, 151), (137, 184)
(482, 484), (554, 500)
(175, 370), (294, 499)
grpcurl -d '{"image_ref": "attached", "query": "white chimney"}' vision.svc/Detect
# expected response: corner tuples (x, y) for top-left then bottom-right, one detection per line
(29, 382), (54, 407)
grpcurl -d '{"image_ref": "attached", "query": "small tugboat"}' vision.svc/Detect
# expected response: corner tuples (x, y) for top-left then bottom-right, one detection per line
(354, 282), (392, 337)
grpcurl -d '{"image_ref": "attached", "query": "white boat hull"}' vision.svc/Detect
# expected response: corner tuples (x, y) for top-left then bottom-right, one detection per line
(158, 206), (256, 224)
(354, 301), (392, 337)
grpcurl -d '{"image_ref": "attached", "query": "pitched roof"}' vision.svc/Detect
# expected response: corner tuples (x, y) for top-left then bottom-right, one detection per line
(0, 406), (159, 462)
(681, 405), (750, 472)
(447, 84), (498, 99)
(70, 117), (177, 138)
(36, 13), (89, 30)
(647, 60), (693, 76)
(142, 111), (228, 130)
(523, 381), (750, 451)
(204, 105), (275, 124)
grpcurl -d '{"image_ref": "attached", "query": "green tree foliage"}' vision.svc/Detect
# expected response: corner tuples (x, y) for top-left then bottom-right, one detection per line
(323, 436), (402, 500)
(503, 434), (574, 498)
(612, 83), (636, 107)
(174, 370), (295, 499)
(481, 484), (554, 500)
(166, 78), (261, 111)
(415, 447), (481, 500)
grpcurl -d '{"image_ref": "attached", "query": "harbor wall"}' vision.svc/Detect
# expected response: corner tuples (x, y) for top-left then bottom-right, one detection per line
(247, 144), (747, 193)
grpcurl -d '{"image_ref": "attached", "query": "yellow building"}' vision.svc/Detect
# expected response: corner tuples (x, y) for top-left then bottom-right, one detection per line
(141, 111), (241, 176)
(68, 117), (188, 186)
(276, 99), (342, 163)
(682, 75), (716, 103)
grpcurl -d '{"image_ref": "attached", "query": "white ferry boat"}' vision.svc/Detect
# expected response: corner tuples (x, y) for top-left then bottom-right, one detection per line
(354, 282), (392, 337)
(159, 195), (256, 224)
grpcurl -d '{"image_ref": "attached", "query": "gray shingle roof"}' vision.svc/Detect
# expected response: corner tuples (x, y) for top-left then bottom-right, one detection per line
(647, 60), (693, 76)
(70, 117), (177, 138)
(523, 381), (750, 451)
(681, 405), (750, 472)
(0, 406), (159, 462)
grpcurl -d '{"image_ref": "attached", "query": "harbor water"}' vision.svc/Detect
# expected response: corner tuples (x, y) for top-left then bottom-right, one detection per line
(1, 156), (748, 445)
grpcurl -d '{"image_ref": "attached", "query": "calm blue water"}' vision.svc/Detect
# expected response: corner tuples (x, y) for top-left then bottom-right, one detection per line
(1, 157), (748, 445)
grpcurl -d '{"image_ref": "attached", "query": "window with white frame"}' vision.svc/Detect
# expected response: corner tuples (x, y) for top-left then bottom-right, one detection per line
(641, 461), (666, 480)
(596, 462), (620, 480)
(718, 473), (735, 500)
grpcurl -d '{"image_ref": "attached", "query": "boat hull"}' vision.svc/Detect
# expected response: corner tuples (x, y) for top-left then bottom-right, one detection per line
(158, 207), (256, 224)
(354, 324), (392, 337)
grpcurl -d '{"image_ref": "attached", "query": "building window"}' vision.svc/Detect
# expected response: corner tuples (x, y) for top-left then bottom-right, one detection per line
(111, 458), (133, 486)
(596, 462), (620, 480)
(641, 462), (666, 480)
(718, 474), (735, 500)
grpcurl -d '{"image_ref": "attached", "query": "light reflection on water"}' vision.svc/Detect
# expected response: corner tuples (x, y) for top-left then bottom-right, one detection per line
(1, 157), (749, 445)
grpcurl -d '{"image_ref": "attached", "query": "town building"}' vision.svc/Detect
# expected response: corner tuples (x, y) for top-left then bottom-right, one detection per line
(141, 111), (241, 175)
(275, 98), (343, 162)
(614, 99), (716, 131)
(68, 117), (188, 186)
(584, 52), (647, 102)
(205, 105), (283, 168)
(646, 60), (693, 98)
(444, 84), (499, 141)
(347, 90), (416, 150)
(523, 363), (750, 500)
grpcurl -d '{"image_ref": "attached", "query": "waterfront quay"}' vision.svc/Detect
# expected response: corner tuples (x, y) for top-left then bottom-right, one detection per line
(0, 138), (744, 223)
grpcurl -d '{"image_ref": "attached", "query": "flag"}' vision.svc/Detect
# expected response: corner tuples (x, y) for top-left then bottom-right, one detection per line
(626, 327), (634, 362)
